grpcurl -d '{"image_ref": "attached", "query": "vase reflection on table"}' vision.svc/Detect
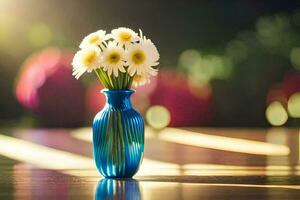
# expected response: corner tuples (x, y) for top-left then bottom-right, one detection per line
(95, 179), (141, 200)
(93, 89), (144, 178)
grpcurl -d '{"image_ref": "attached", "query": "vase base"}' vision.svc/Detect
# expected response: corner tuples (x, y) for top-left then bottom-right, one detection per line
(102, 174), (135, 179)
(102, 176), (135, 179)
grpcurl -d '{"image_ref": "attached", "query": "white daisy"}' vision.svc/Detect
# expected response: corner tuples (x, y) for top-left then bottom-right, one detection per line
(126, 37), (159, 77)
(101, 41), (126, 77)
(110, 27), (139, 47)
(79, 30), (108, 49)
(72, 47), (101, 79)
(132, 73), (151, 87)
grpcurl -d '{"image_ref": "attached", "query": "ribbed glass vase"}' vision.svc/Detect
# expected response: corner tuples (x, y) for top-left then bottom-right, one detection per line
(93, 89), (144, 178)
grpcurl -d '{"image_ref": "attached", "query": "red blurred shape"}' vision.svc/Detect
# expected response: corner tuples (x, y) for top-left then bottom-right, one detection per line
(149, 70), (213, 126)
(85, 81), (105, 118)
(15, 48), (85, 127)
(267, 71), (300, 105)
(267, 85), (287, 104)
(85, 70), (213, 127)
(282, 72), (300, 98)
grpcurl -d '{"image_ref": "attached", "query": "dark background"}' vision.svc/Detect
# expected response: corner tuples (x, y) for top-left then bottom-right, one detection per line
(1, 0), (300, 127)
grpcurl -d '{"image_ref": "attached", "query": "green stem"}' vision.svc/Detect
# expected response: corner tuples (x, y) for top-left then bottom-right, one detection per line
(106, 74), (114, 88)
(118, 73), (122, 89)
(95, 68), (135, 89)
(112, 76), (118, 89)
(94, 69), (109, 88)
(121, 73), (126, 89)
(102, 69), (113, 88)
(127, 76), (134, 89)
(118, 74), (123, 89)
(104, 71), (114, 89)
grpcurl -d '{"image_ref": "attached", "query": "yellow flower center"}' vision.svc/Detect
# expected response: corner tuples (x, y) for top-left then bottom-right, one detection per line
(131, 50), (146, 65)
(133, 75), (142, 82)
(88, 35), (100, 45)
(119, 32), (132, 42)
(107, 52), (121, 64)
(83, 51), (97, 66)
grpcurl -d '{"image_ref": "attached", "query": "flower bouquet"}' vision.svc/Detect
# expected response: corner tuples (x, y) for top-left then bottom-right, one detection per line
(72, 27), (159, 178)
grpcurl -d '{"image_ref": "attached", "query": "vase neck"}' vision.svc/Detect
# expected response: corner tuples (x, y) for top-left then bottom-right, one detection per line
(102, 89), (134, 110)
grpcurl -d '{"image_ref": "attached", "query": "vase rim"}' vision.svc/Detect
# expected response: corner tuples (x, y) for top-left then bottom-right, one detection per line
(101, 89), (135, 94)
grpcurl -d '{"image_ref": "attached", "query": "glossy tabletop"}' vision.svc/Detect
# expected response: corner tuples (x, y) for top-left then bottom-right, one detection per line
(0, 127), (299, 199)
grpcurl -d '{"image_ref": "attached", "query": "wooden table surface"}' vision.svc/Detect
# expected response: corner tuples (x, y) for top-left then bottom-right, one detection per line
(0, 127), (299, 199)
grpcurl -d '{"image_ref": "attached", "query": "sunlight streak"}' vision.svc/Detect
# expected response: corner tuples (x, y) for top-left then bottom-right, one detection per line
(71, 127), (290, 156)
(155, 128), (290, 156)
(0, 134), (294, 178)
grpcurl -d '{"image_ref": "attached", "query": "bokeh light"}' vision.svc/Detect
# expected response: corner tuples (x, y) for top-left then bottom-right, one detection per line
(265, 101), (288, 126)
(15, 48), (85, 127)
(132, 75), (158, 114)
(290, 47), (300, 70)
(179, 50), (233, 84)
(1, 1), (300, 128)
(149, 70), (213, 126)
(0, 15), (12, 45)
(27, 23), (52, 47)
(146, 105), (171, 129)
(287, 92), (300, 118)
(225, 40), (248, 63)
(178, 49), (200, 70)
(256, 15), (288, 48)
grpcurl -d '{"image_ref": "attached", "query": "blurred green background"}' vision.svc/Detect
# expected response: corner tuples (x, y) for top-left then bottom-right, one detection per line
(1, 0), (300, 128)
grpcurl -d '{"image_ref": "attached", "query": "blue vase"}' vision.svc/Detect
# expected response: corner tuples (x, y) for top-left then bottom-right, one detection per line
(93, 89), (144, 178)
